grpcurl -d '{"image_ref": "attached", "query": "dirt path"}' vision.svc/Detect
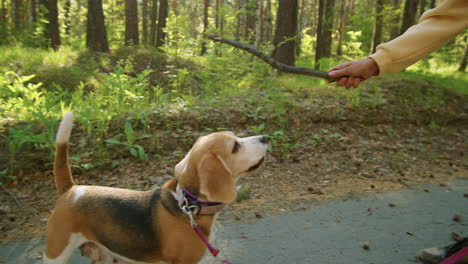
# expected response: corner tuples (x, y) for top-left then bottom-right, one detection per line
(204, 179), (468, 264)
(1, 123), (467, 243)
(1, 179), (467, 264)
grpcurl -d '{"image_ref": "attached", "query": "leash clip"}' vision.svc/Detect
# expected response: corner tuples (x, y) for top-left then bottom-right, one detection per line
(180, 197), (198, 226)
(178, 192), (234, 264)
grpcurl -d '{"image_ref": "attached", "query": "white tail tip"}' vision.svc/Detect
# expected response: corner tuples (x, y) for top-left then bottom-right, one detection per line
(56, 112), (74, 144)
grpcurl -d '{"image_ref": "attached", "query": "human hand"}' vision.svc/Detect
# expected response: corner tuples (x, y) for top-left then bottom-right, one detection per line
(327, 58), (380, 88)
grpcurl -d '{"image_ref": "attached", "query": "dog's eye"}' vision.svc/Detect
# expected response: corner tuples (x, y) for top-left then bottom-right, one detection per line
(232, 141), (240, 153)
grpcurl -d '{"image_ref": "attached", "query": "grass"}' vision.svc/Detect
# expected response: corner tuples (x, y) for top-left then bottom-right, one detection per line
(236, 188), (252, 202)
(0, 45), (466, 182)
(0, 45), (99, 90)
(398, 52), (468, 95)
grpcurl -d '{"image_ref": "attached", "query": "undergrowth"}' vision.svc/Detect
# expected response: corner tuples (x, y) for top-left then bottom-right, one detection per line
(0, 45), (466, 183)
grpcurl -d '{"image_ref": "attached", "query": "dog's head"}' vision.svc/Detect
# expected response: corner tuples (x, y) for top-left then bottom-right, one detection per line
(175, 132), (267, 203)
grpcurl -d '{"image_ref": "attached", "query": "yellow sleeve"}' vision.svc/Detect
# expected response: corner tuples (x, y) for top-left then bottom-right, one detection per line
(369, 0), (468, 75)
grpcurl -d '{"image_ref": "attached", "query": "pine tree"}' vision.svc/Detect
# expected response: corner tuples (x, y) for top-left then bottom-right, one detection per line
(125, 0), (139, 45)
(48, 0), (60, 50)
(401, 0), (418, 34)
(86, 0), (109, 53)
(156, 0), (168, 48)
(315, 0), (335, 69)
(272, 0), (298, 65)
(371, 0), (384, 54)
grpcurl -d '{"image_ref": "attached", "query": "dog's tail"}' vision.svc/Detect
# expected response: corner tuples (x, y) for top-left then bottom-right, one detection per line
(54, 112), (75, 196)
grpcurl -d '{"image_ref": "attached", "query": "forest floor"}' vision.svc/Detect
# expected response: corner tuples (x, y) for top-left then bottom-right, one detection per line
(1, 121), (466, 244)
(0, 78), (467, 244)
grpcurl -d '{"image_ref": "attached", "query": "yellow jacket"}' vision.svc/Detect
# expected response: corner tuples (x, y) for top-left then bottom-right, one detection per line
(370, 0), (468, 75)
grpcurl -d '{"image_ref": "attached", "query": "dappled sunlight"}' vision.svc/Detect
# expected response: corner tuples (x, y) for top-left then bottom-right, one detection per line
(0, 2), (467, 263)
(41, 47), (78, 68)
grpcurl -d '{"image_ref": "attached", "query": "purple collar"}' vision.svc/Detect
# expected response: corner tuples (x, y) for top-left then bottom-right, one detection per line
(183, 188), (223, 206)
(180, 188), (233, 263)
(181, 188), (225, 215)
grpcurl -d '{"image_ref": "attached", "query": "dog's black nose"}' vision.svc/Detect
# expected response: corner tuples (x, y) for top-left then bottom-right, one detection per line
(259, 136), (267, 144)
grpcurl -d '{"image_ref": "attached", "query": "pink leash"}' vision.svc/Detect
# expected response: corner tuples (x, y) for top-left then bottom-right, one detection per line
(193, 225), (233, 264)
(178, 190), (234, 264)
(440, 247), (468, 264)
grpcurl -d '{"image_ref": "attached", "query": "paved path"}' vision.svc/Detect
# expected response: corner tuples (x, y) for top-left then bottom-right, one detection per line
(1, 180), (467, 264)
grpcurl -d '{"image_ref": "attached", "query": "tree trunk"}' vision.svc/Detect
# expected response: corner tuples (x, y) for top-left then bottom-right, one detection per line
(30, 0), (37, 23)
(0, 0), (5, 24)
(189, 0), (199, 39)
(125, 0), (139, 45)
(370, 0), (384, 54)
(235, 0), (242, 41)
(76, 0), (83, 39)
(1, 0), (6, 24)
(39, 0), (49, 46)
(315, 0), (335, 69)
(86, 0), (109, 53)
(255, 0), (263, 48)
(245, 0), (256, 44)
(0, 0), (7, 43)
(458, 41), (467, 72)
(390, 0), (401, 40)
(13, 0), (24, 32)
(63, 0), (71, 35)
(48, 0), (60, 50)
(215, 1), (225, 35)
(272, 0), (298, 66)
(263, 0), (272, 43)
(315, 0), (324, 64)
(215, 0), (219, 29)
(200, 0), (209, 54)
(400, 0), (418, 35)
(149, 0), (158, 46)
(418, 0), (426, 17)
(155, 0), (168, 48)
(429, 0), (435, 8)
(142, 0), (148, 45)
(295, 0), (305, 56)
(336, 0), (346, 55)
(213, 0), (224, 40)
(219, 0), (224, 35)
(306, 0), (318, 36)
(348, 0), (355, 17)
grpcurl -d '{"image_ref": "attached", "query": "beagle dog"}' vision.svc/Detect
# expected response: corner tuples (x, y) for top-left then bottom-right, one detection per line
(44, 112), (267, 264)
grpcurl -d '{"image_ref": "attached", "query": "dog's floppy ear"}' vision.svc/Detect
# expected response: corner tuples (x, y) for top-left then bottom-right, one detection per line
(198, 154), (237, 203)
(175, 149), (192, 180)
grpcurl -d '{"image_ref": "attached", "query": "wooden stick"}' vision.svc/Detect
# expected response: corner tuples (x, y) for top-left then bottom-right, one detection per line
(207, 35), (337, 81)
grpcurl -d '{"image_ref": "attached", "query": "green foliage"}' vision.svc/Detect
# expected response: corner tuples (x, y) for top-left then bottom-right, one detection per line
(262, 130), (299, 157)
(346, 4), (375, 54)
(341, 31), (367, 58)
(0, 125), (47, 175)
(0, 72), (59, 121)
(236, 187), (252, 202)
(0, 0), (466, 189)
(428, 120), (439, 129)
(105, 121), (151, 161)
(66, 63), (164, 151)
(112, 47), (166, 73)
(0, 169), (14, 185)
(0, 19), (467, 182)
(298, 28), (316, 58)
(163, 12), (201, 57)
(402, 57), (468, 95)
(0, 46), (98, 90)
